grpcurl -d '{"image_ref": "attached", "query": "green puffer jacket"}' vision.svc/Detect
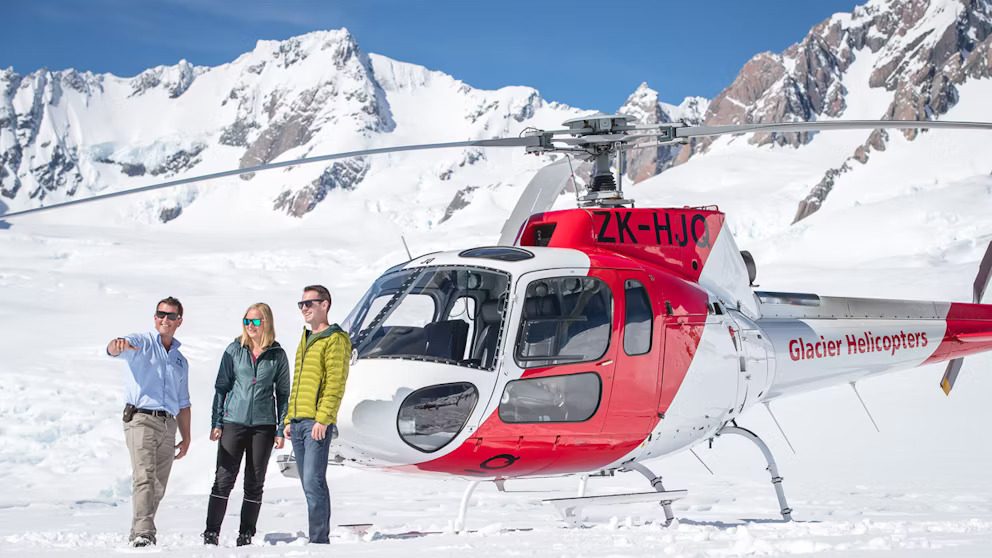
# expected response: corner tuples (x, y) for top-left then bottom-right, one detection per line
(212, 340), (291, 436)
(285, 325), (351, 426)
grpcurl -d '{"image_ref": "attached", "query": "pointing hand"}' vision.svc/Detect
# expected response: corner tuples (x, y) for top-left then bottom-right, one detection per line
(108, 338), (137, 356)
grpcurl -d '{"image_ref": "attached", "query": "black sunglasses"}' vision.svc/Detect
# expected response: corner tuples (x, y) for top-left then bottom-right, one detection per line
(243, 318), (263, 327)
(297, 298), (327, 310)
(155, 310), (181, 321)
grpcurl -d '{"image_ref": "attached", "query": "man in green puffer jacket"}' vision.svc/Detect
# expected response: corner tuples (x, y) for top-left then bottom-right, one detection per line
(282, 284), (351, 544)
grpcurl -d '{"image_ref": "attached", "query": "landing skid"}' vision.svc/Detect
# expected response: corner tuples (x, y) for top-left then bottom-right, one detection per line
(539, 462), (686, 527)
(714, 424), (794, 521)
(622, 462), (679, 525)
(544, 489), (688, 526)
(361, 423), (792, 534)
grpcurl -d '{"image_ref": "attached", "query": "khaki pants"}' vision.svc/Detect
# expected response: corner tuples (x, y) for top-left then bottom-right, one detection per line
(123, 413), (177, 541)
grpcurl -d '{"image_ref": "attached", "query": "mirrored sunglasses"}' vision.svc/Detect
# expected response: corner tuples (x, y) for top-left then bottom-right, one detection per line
(243, 318), (263, 327)
(297, 299), (327, 310)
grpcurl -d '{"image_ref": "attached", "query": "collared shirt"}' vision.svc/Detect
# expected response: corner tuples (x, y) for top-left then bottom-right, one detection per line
(114, 332), (191, 416)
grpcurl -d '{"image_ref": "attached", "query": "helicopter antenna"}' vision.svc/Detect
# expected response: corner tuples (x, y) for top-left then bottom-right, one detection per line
(400, 236), (413, 260)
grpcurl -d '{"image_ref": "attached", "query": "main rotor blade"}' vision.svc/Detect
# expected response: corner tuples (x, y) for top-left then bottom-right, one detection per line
(1, 136), (542, 219)
(497, 158), (573, 246)
(676, 120), (992, 139)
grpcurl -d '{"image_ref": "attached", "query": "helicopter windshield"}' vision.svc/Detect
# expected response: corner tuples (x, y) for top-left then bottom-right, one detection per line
(344, 266), (511, 370)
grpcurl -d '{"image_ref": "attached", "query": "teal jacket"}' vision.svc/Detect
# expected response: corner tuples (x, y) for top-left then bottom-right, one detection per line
(211, 340), (291, 436)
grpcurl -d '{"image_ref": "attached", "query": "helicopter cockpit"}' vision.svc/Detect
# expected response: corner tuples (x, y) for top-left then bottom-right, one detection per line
(343, 266), (511, 370)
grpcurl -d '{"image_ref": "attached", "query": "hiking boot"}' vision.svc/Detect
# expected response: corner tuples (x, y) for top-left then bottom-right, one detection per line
(236, 532), (252, 546)
(131, 535), (154, 548)
(202, 531), (219, 545)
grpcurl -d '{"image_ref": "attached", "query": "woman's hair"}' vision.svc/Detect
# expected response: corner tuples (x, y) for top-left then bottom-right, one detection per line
(240, 302), (276, 350)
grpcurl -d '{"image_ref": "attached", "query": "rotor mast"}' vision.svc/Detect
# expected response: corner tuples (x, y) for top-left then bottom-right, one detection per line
(527, 113), (640, 208)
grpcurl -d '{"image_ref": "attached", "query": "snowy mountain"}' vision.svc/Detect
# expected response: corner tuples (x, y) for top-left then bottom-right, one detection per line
(5, 1), (992, 232)
(0, 29), (581, 224)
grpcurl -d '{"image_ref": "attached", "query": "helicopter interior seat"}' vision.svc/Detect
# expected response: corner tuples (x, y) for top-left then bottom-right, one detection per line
(559, 289), (611, 357)
(470, 300), (503, 368)
(368, 325), (428, 357)
(521, 293), (562, 359)
(424, 320), (469, 361)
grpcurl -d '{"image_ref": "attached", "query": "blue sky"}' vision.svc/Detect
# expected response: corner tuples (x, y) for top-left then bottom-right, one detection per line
(3, 0), (861, 111)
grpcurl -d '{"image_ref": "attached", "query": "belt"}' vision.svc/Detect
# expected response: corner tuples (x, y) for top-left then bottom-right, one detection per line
(136, 408), (172, 418)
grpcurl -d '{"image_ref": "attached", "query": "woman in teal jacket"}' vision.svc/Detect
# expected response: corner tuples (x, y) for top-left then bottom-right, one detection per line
(203, 302), (291, 546)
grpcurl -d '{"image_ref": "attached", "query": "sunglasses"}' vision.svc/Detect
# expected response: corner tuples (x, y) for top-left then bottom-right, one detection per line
(155, 310), (180, 321)
(297, 299), (327, 310)
(243, 318), (263, 327)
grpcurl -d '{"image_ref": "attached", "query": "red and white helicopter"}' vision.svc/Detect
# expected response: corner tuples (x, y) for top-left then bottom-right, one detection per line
(8, 114), (992, 530)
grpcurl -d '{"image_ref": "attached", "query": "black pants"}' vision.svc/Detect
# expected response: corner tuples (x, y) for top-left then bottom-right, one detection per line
(205, 423), (275, 535)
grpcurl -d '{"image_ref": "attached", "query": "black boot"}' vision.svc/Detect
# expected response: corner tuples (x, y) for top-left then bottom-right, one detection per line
(238, 499), (262, 545)
(205, 494), (229, 535)
(202, 531), (219, 545)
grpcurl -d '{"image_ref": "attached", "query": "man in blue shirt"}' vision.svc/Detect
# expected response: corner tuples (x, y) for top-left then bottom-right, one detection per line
(107, 297), (192, 548)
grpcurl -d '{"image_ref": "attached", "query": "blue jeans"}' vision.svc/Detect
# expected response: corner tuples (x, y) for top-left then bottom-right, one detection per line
(290, 419), (331, 543)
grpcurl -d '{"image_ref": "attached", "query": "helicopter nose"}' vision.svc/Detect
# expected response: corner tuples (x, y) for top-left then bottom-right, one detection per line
(333, 359), (495, 467)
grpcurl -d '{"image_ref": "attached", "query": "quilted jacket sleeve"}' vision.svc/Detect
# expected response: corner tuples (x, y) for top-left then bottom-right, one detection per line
(274, 349), (292, 436)
(314, 332), (351, 425)
(211, 347), (235, 429)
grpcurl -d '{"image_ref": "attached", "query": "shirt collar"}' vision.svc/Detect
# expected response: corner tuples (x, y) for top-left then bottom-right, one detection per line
(156, 332), (182, 351)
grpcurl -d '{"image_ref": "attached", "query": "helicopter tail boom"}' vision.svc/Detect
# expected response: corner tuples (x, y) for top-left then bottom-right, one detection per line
(757, 293), (992, 399)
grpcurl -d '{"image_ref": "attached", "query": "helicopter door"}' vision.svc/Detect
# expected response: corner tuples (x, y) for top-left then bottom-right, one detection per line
(657, 297), (734, 420)
(604, 274), (659, 434)
(471, 268), (619, 477)
(493, 268), (618, 430)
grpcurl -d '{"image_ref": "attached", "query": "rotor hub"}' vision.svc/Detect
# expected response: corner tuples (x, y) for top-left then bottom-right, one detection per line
(561, 113), (637, 135)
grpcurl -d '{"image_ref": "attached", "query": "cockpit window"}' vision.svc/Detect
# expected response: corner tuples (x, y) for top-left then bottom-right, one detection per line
(624, 279), (653, 356)
(380, 294), (435, 328)
(515, 276), (613, 368)
(344, 266), (510, 370)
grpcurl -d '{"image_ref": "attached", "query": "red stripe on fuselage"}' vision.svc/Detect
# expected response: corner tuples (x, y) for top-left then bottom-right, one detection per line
(923, 302), (992, 364)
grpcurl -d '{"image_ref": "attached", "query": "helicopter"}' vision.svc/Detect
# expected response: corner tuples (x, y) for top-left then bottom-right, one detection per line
(7, 114), (992, 531)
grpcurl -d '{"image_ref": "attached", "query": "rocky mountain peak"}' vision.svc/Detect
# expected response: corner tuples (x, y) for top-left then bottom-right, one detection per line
(131, 59), (197, 98)
(622, 82), (669, 126)
(647, 0), (992, 222)
(618, 82), (709, 183)
(792, 0), (992, 222)
(226, 28), (394, 198)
